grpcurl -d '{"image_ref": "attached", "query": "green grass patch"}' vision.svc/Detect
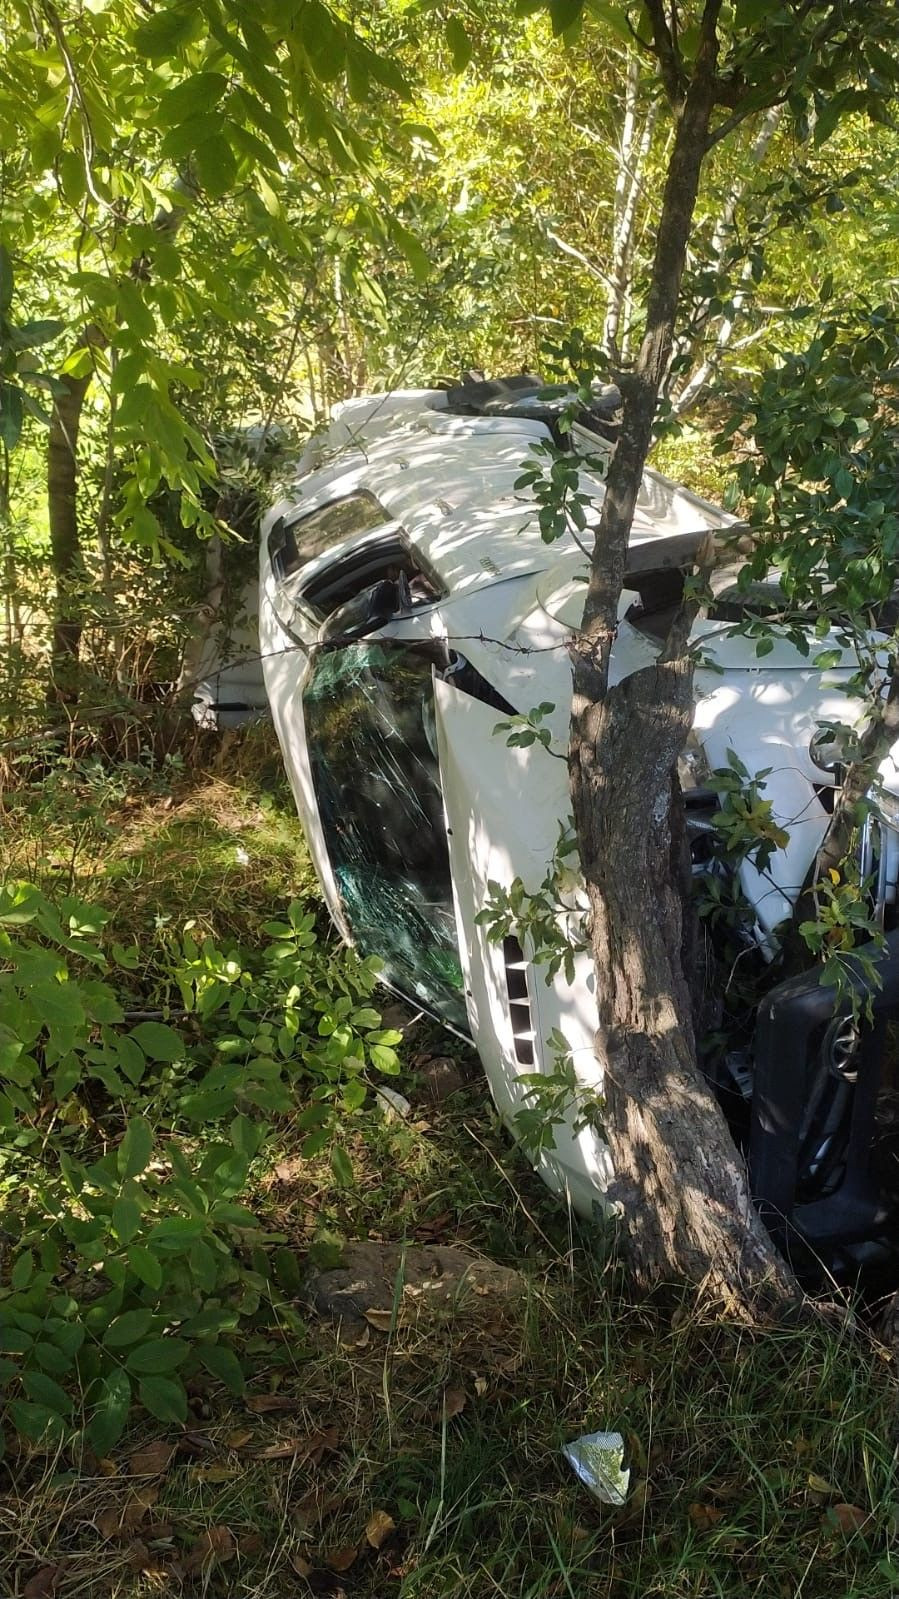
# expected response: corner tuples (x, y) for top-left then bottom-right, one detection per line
(1, 747), (897, 1598)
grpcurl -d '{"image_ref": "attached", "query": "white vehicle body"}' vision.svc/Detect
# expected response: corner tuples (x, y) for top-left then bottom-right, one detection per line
(258, 383), (899, 1278)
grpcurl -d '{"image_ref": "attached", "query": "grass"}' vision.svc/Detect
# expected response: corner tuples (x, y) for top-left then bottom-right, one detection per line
(2, 732), (898, 1598)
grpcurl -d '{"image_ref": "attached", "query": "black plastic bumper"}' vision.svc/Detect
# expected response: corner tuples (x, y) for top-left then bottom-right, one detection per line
(750, 929), (899, 1279)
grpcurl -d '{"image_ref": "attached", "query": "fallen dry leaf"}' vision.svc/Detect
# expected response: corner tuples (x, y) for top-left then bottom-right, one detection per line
(180, 1429), (218, 1453)
(246, 1393), (298, 1414)
(254, 1436), (308, 1461)
(365, 1509), (396, 1549)
(23, 1566), (64, 1599)
(327, 1543), (359, 1573)
(98, 1488), (160, 1540)
(240, 1533), (264, 1557)
(125, 1541), (150, 1572)
(255, 1426), (339, 1463)
(291, 1553), (313, 1578)
(688, 1503), (723, 1532)
(141, 1521), (173, 1542)
(293, 1490), (342, 1532)
(96, 1457), (119, 1477)
(443, 1387), (467, 1420)
(225, 1428), (254, 1449)
(182, 1524), (236, 1573)
(128, 1439), (175, 1477)
(827, 1503), (870, 1536)
(363, 1309), (395, 1332)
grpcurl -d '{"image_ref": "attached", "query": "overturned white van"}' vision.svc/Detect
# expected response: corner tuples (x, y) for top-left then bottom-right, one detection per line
(256, 378), (899, 1287)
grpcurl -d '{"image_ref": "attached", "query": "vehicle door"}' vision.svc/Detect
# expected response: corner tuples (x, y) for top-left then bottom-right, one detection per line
(300, 639), (468, 1030)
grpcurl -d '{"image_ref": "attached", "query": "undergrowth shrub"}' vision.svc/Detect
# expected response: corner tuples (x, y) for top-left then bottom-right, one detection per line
(0, 883), (400, 1457)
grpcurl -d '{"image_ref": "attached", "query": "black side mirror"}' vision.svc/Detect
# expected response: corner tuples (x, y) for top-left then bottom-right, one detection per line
(318, 578), (402, 646)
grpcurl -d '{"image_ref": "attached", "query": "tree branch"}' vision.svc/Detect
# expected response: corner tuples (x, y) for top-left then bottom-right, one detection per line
(641, 0), (684, 106)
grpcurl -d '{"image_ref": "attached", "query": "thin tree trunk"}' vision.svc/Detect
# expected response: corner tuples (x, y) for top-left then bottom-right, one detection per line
(47, 338), (101, 704)
(569, 7), (798, 1303)
(674, 105), (782, 415)
(175, 532), (225, 699)
(46, 173), (194, 704)
(603, 61), (658, 361)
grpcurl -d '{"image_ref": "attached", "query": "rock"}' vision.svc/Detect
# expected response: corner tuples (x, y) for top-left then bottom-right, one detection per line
(417, 1055), (468, 1103)
(379, 1001), (421, 1035)
(307, 1242), (523, 1328)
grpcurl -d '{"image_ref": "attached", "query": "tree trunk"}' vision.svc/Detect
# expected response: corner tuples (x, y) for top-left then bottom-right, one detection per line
(175, 531), (225, 700)
(47, 347), (99, 703)
(674, 105), (782, 415)
(569, 9), (798, 1302)
(603, 60), (658, 361)
(46, 180), (194, 705)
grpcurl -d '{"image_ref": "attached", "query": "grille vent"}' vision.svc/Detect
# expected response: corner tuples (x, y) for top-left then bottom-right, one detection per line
(503, 935), (536, 1065)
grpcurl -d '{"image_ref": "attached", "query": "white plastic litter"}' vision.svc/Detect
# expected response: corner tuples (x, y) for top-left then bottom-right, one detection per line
(375, 1086), (412, 1120)
(562, 1430), (630, 1506)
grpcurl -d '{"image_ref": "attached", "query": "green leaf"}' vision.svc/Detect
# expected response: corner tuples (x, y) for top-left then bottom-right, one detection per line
(130, 1021), (185, 1062)
(193, 133), (238, 198)
(330, 1144), (353, 1186)
(33, 1341), (72, 1378)
(127, 1245), (163, 1290)
(297, 0), (345, 81)
(31, 976), (85, 1031)
(118, 1116), (154, 1180)
(7, 319), (63, 351)
(104, 1309), (155, 1349)
(369, 1044), (399, 1074)
(549, 0), (584, 34)
(23, 1370), (72, 1416)
(112, 1191), (142, 1246)
(446, 17), (472, 72)
(138, 1374), (187, 1424)
(0, 383), (23, 450)
(198, 1343), (246, 1394)
(87, 1369), (132, 1454)
(0, 243), (12, 312)
(134, 4), (197, 59)
(387, 218), (430, 282)
(11, 1250), (34, 1290)
(8, 1399), (64, 1443)
(156, 72), (229, 129)
(116, 1035), (146, 1086)
(126, 1338), (189, 1375)
(53, 1055), (82, 1099)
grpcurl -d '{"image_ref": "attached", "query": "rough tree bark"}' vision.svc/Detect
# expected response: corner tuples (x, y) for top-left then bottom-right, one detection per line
(47, 331), (103, 702)
(569, 0), (798, 1303)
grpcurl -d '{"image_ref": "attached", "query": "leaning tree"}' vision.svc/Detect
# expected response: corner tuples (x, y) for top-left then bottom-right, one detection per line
(505, 0), (899, 1301)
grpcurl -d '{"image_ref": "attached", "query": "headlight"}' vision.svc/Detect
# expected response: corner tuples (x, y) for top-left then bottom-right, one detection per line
(809, 725), (860, 775)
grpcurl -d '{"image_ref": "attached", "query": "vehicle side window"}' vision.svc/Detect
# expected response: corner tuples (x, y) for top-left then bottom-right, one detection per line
(302, 642), (467, 1029)
(269, 492), (389, 583)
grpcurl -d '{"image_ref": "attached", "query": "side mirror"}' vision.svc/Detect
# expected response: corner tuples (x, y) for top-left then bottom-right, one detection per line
(318, 578), (404, 646)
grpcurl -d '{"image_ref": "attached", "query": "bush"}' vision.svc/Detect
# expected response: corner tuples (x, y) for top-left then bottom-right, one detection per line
(0, 883), (401, 1456)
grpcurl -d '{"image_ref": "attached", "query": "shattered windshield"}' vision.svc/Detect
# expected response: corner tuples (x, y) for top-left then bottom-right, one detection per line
(303, 642), (467, 1029)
